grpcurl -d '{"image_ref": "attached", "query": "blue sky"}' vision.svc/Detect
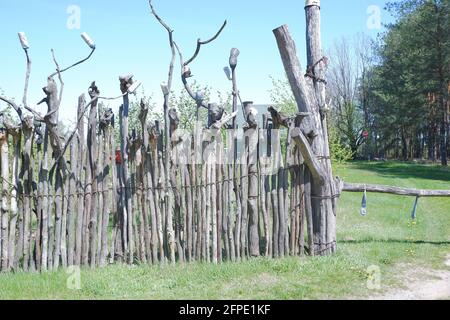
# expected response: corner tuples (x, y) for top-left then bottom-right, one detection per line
(0, 0), (395, 125)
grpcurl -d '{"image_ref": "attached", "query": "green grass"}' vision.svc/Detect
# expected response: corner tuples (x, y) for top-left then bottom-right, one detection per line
(0, 161), (449, 300)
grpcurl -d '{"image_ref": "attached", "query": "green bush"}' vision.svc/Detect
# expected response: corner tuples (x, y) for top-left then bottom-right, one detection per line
(328, 125), (354, 164)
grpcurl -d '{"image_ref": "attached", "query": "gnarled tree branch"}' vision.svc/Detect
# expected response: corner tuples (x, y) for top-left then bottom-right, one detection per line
(184, 20), (227, 67)
(49, 48), (95, 78)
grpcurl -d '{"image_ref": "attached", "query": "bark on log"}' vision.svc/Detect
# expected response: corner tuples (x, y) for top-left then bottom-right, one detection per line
(342, 182), (450, 197)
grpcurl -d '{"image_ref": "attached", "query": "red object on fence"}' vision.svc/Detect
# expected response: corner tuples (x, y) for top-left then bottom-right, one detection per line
(362, 131), (369, 138)
(115, 149), (122, 164)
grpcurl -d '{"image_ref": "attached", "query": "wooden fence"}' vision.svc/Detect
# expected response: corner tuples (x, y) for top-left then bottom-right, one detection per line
(0, 97), (320, 272)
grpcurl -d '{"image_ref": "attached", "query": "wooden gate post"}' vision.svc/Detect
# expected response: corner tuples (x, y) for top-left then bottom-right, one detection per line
(304, 0), (337, 255)
(273, 0), (337, 256)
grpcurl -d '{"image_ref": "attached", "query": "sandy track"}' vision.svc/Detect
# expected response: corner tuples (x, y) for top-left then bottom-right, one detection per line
(369, 254), (450, 300)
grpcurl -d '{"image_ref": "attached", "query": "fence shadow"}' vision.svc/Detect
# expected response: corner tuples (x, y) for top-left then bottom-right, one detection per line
(340, 239), (450, 246)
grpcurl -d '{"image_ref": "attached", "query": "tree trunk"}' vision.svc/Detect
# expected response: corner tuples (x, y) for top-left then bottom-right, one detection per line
(273, 2), (336, 256)
(0, 131), (9, 271)
(305, 2), (337, 254)
(75, 95), (86, 266)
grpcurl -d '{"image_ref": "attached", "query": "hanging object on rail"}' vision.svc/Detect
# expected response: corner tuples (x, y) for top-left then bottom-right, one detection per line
(360, 185), (367, 216)
(411, 196), (419, 220)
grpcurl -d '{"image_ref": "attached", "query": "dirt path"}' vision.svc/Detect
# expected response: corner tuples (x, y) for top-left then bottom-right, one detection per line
(369, 254), (450, 300)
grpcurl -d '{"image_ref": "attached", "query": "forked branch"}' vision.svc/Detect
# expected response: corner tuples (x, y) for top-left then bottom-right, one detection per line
(51, 49), (64, 110)
(184, 20), (227, 67)
(173, 18), (227, 110)
(49, 48), (95, 78)
(149, 0), (173, 34)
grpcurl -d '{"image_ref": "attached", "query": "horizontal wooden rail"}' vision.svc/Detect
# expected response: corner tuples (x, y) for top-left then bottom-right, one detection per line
(342, 182), (450, 198)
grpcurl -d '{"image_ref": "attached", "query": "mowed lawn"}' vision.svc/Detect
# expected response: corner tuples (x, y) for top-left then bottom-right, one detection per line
(0, 162), (449, 300)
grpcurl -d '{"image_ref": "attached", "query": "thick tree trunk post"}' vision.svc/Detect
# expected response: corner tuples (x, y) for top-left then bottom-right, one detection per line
(181, 163), (188, 262)
(287, 130), (296, 255)
(96, 126), (104, 266)
(117, 107), (127, 262)
(100, 109), (114, 266)
(211, 137), (218, 264)
(130, 142), (144, 263)
(277, 151), (286, 258)
(159, 154), (168, 260)
(164, 99), (175, 264)
(303, 167), (314, 255)
(61, 165), (69, 268)
(67, 134), (77, 267)
(88, 83), (100, 267)
(201, 145), (208, 261)
(148, 124), (161, 263)
(130, 147), (139, 262)
(138, 102), (155, 263)
(8, 132), (20, 270)
(53, 168), (63, 269)
(240, 133), (249, 259)
(82, 142), (91, 267)
(191, 130), (200, 261)
(221, 163), (230, 261)
(0, 130), (9, 271)
(75, 94), (86, 266)
(194, 125), (203, 261)
(229, 48), (243, 262)
(270, 118), (282, 258)
(110, 130), (120, 264)
(273, 8), (336, 256)
(223, 130), (235, 262)
(294, 147), (305, 256)
(47, 186), (54, 271)
(150, 124), (164, 263)
(217, 154), (224, 263)
(34, 135), (43, 271)
(21, 117), (34, 271)
(205, 140), (212, 263)
(169, 109), (183, 263)
(283, 132), (292, 255)
(39, 130), (50, 271)
(305, 0), (336, 254)
(224, 130), (235, 262)
(265, 115), (274, 257)
(185, 165), (194, 262)
(119, 76), (134, 265)
(244, 102), (260, 257)
(262, 114), (272, 257)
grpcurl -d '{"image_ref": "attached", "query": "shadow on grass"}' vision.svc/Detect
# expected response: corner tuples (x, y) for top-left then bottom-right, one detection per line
(341, 239), (450, 246)
(349, 161), (450, 183)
